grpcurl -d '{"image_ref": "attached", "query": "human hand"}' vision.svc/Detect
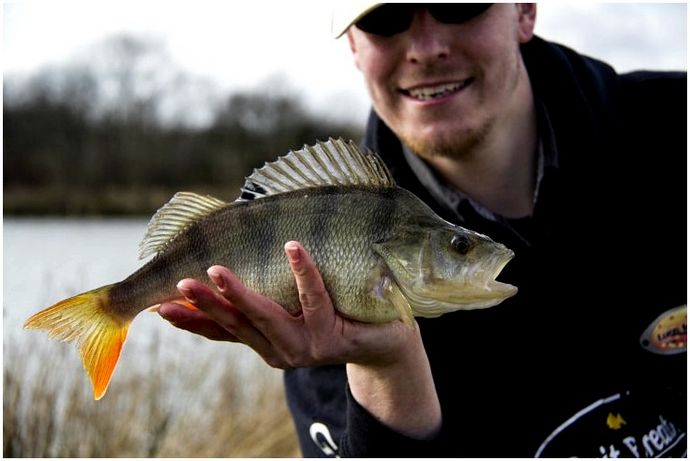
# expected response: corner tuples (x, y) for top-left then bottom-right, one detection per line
(157, 240), (414, 368)
(158, 241), (441, 439)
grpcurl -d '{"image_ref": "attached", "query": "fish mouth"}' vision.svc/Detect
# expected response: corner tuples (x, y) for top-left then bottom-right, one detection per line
(481, 250), (517, 297)
(393, 248), (517, 318)
(400, 79), (474, 101)
(448, 248), (517, 302)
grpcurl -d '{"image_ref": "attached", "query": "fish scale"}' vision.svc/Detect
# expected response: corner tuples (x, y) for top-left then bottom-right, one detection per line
(24, 138), (517, 400)
(212, 187), (400, 318)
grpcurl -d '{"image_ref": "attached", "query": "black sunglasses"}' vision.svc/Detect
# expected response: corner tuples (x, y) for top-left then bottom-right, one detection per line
(355, 3), (493, 37)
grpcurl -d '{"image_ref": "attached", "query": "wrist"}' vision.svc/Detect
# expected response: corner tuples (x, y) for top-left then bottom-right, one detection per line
(346, 327), (441, 440)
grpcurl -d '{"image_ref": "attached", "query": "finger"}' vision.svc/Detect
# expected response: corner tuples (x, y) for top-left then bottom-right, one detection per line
(206, 265), (295, 327)
(206, 265), (308, 365)
(176, 278), (275, 357)
(159, 302), (239, 342)
(284, 241), (336, 330)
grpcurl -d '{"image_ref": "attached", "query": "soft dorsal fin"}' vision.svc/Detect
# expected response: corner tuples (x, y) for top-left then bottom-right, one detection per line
(239, 137), (396, 201)
(139, 192), (227, 259)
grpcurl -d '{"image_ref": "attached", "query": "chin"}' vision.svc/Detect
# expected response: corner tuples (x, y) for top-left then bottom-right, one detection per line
(401, 123), (488, 161)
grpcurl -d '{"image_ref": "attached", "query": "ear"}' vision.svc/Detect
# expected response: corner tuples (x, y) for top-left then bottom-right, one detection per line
(516, 3), (536, 43)
(346, 29), (363, 71)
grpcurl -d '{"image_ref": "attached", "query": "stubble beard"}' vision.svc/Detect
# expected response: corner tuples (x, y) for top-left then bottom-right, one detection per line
(398, 115), (494, 162)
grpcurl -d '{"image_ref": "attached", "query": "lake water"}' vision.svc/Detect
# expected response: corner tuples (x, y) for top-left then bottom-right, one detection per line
(4, 217), (280, 398)
(4, 218), (149, 332)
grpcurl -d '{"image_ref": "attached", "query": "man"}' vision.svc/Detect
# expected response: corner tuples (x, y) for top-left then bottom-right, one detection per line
(159, 4), (686, 457)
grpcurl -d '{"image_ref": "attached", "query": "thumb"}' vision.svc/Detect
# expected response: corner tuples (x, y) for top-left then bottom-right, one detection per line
(284, 241), (335, 325)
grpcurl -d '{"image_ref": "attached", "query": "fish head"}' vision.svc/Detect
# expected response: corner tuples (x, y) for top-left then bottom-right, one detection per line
(373, 224), (517, 317)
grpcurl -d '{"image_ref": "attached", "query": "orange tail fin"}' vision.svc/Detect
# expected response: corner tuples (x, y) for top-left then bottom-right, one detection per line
(23, 285), (130, 400)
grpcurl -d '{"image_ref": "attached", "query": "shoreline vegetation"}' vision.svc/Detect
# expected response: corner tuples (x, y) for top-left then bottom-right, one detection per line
(4, 337), (300, 457)
(4, 35), (363, 217)
(4, 184), (243, 216)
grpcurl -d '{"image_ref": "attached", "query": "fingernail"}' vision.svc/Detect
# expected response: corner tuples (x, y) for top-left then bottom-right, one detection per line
(177, 281), (196, 303)
(285, 241), (301, 264)
(207, 267), (226, 290)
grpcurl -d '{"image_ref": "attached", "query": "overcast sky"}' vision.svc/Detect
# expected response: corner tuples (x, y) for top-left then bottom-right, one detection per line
(3, 1), (687, 124)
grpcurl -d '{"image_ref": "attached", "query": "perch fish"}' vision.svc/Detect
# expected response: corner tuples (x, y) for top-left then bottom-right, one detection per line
(24, 138), (517, 399)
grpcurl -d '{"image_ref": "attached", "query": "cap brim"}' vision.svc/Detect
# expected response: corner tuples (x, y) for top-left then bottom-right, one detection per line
(331, 2), (382, 38)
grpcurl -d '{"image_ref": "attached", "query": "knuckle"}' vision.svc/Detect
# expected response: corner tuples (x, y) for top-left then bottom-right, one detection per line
(298, 288), (327, 310)
(292, 263), (311, 279)
(308, 342), (330, 365)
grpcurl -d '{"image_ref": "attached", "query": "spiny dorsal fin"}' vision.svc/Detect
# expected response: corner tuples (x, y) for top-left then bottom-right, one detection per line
(239, 137), (395, 201)
(139, 192), (227, 259)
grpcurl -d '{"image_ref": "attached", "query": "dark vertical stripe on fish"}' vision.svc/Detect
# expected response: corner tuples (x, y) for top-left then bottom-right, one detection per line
(255, 200), (278, 285)
(370, 188), (396, 243)
(307, 189), (339, 273)
(184, 222), (212, 273)
(232, 202), (258, 285)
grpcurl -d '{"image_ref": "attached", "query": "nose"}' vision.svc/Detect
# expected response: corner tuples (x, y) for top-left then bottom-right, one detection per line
(404, 10), (451, 65)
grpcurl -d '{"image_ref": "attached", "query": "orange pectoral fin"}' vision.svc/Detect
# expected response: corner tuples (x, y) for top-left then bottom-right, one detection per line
(171, 299), (199, 311)
(147, 299), (198, 313)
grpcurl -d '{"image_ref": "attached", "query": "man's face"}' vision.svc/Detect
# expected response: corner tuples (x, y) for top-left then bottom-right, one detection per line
(348, 4), (536, 159)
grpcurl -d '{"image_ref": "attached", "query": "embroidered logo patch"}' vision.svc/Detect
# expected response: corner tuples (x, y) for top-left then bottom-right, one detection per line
(640, 305), (686, 355)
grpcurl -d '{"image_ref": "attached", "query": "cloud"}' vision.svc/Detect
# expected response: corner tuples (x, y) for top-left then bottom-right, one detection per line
(536, 3), (687, 72)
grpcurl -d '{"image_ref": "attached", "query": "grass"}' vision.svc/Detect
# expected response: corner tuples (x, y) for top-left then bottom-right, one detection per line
(3, 329), (300, 457)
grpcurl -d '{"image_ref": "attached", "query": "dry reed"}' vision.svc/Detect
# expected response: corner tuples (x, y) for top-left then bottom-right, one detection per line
(3, 330), (300, 457)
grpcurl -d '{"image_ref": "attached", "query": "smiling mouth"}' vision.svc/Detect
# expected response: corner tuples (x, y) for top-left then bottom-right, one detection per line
(401, 79), (473, 101)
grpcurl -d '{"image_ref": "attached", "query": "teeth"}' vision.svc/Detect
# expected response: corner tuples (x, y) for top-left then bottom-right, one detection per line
(407, 82), (465, 100)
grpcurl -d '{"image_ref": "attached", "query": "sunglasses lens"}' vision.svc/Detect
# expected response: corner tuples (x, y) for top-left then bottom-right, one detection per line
(429, 3), (492, 24)
(355, 5), (414, 37)
(355, 3), (493, 37)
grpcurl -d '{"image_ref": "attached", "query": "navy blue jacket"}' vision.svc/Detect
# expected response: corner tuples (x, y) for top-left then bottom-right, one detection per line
(284, 35), (687, 457)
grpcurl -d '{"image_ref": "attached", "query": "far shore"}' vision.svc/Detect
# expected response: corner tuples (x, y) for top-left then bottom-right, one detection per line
(4, 184), (243, 216)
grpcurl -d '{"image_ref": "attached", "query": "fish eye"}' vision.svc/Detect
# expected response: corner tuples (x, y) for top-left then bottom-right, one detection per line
(451, 234), (472, 255)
